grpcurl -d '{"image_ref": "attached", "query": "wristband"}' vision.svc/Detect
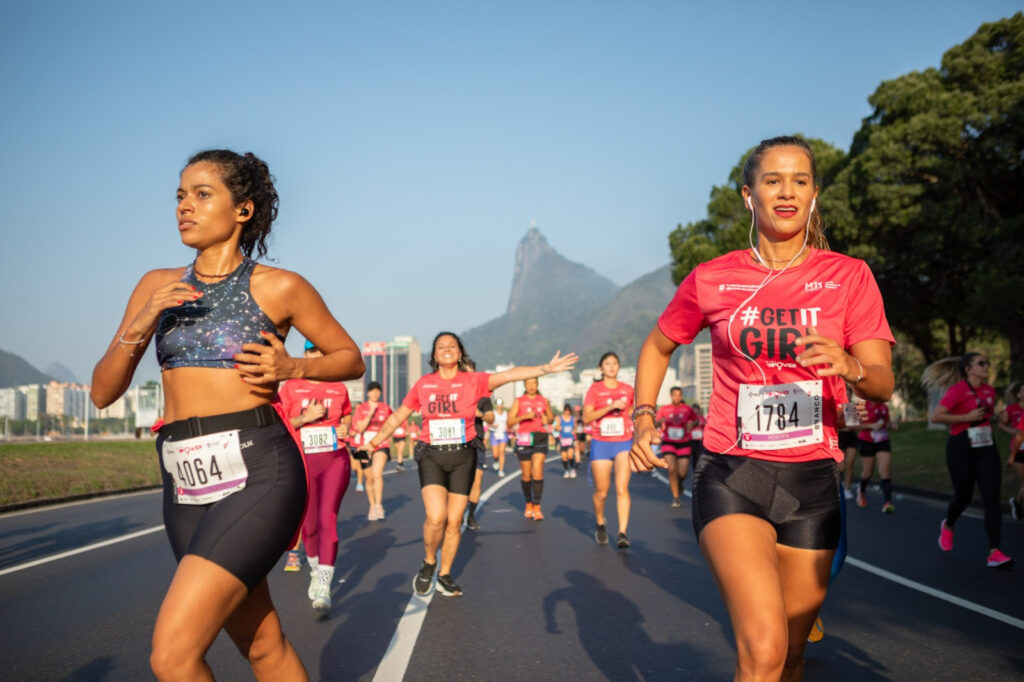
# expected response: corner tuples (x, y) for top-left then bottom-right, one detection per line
(631, 404), (656, 421)
(846, 357), (865, 385)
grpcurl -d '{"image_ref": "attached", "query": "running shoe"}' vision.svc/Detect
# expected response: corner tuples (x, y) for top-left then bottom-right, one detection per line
(498, 469), (505, 477)
(524, 503), (535, 519)
(563, 470), (571, 478)
(308, 573), (318, 600)
(595, 524), (609, 545)
(807, 617), (825, 643)
(986, 549), (1014, 568)
(856, 489), (867, 508)
(1010, 496), (1021, 521)
(312, 583), (331, 612)
(436, 573), (463, 597)
(616, 532), (630, 549)
(533, 505), (544, 521)
(367, 507), (377, 521)
(396, 462), (405, 471)
(377, 505), (386, 521)
(492, 461), (499, 471)
(671, 497), (682, 508)
(881, 502), (895, 514)
(284, 551), (301, 572)
(570, 468), (577, 479)
(413, 561), (436, 596)
(466, 514), (481, 530)
(938, 520), (954, 552)
(843, 488), (854, 501)
(356, 481), (364, 492)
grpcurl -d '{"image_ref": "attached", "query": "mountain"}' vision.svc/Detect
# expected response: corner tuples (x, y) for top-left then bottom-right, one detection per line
(44, 362), (79, 384)
(461, 229), (620, 371)
(570, 263), (681, 369)
(0, 349), (55, 388)
(459, 229), (680, 372)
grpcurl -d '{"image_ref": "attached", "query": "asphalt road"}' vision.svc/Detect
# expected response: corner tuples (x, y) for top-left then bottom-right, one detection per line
(1, 455), (1021, 681)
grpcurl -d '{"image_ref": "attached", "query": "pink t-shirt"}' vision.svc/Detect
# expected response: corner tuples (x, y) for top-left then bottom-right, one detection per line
(585, 380), (635, 443)
(1009, 404), (1024, 451)
(940, 381), (996, 437)
(278, 380), (351, 427)
(857, 401), (890, 443)
(656, 403), (697, 442)
(515, 394), (550, 434)
(657, 248), (895, 463)
(353, 401), (394, 448)
(402, 371), (491, 445)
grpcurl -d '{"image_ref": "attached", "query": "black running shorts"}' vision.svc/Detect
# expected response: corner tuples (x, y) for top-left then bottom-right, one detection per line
(692, 452), (840, 550)
(515, 432), (549, 460)
(414, 442), (476, 495)
(157, 419), (306, 591)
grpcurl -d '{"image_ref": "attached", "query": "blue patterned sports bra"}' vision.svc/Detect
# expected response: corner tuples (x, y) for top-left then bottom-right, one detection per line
(156, 259), (282, 370)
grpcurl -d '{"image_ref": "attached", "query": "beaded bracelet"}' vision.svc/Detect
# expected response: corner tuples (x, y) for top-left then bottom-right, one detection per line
(118, 331), (146, 345)
(631, 404), (657, 421)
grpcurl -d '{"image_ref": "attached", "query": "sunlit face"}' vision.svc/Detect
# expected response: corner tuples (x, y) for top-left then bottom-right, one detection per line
(368, 387), (382, 402)
(670, 389), (682, 405)
(966, 355), (989, 382)
(176, 161), (248, 250)
(600, 355), (619, 380)
(742, 146), (818, 244)
(525, 378), (539, 395)
(433, 335), (460, 368)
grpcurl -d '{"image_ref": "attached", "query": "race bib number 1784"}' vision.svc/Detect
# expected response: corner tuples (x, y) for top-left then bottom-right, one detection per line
(737, 381), (824, 451)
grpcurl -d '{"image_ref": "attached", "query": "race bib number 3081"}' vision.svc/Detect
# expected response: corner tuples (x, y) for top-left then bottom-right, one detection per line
(429, 418), (466, 445)
(737, 381), (823, 451)
(161, 430), (248, 505)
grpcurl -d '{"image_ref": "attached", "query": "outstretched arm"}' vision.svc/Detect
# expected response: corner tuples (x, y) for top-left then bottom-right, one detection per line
(487, 351), (578, 391)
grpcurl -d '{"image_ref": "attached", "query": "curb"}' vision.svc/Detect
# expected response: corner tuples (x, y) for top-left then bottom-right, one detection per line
(0, 485), (161, 514)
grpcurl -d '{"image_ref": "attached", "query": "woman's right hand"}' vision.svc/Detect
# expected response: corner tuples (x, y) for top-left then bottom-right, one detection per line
(124, 281), (201, 338)
(301, 400), (326, 424)
(964, 407), (986, 422)
(629, 419), (666, 472)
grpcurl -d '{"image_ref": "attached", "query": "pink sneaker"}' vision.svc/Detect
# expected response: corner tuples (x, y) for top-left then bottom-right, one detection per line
(986, 549), (1013, 567)
(938, 521), (954, 552)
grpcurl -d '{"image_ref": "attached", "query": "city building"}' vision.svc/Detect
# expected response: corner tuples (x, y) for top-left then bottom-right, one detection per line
(361, 336), (422, 409)
(677, 329), (712, 410)
(19, 384), (46, 421)
(0, 388), (26, 420)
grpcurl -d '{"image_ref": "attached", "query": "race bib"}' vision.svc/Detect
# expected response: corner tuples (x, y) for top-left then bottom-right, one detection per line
(516, 432), (534, 447)
(300, 426), (338, 454)
(429, 418), (466, 445)
(667, 427), (685, 441)
(560, 436), (575, 448)
(870, 428), (889, 444)
(600, 417), (625, 438)
(161, 430), (248, 505)
(967, 425), (993, 448)
(691, 428), (703, 440)
(737, 381), (824, 450)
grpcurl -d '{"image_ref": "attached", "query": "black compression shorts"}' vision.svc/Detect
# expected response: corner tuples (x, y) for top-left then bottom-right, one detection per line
(692, 452), (840, 550)
(515, 432), (549, 460)
(414, 443), (476, 494)
(157, 418), (306, 591)
(838, 430), (858, 451)
(858, 439), (891, 458)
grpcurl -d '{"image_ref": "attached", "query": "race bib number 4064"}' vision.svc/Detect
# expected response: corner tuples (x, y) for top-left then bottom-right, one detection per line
(161, 430), (248, 505)
(737, 381), (824, 451)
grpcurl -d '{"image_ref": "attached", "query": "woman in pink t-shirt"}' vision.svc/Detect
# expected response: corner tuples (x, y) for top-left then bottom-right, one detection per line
(925, 354), (1012, 567)
(352, 381), (394, 522)
(630, 137), (895, 680)
(509, 378), (553, 520)
(999, 381), (1024, 520)
(359, 331), (577, 598)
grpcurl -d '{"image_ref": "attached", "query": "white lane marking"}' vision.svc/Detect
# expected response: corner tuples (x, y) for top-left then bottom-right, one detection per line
(372, 455), (559, 682)
(845, 558), (1024, 631)
(0, 525), (165, 577)
(650, 469), (1023, 631)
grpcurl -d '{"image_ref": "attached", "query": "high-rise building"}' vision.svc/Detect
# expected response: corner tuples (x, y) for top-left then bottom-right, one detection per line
(678, 329), (712, 410)
(361, 336), (423, 409)
(0, 388), (26, 420)
(19, 384), (47, 421)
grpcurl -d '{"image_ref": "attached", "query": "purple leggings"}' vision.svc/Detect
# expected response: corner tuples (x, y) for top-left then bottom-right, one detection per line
(302, 448), (351, 567)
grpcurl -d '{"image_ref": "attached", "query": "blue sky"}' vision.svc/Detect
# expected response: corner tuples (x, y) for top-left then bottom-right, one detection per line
(0, 1), (1017, 385)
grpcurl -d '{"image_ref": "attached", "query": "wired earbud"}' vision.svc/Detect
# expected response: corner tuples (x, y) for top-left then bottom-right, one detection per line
(240, 208), (249, 215)
(746, 196), (753, 211)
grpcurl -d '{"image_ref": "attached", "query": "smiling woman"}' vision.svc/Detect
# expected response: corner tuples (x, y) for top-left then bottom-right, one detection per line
(90, 149), (364, 681)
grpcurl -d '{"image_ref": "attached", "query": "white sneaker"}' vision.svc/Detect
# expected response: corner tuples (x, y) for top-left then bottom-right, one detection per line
(843, 488), (854, 501)
(570, 469), (577, 478)
(498, 469), (505, 477)
(564, 470), (571, 478)
(308, 572), (318, 600)
(492, 462), (499, 471)
(376, 504), (386, 521)
(312, 583), (331, 612)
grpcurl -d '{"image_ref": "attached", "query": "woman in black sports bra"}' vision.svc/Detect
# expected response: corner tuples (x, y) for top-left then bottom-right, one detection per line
(91, 149), (364, 681)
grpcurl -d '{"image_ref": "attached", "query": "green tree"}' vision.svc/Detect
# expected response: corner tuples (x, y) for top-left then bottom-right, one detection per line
(824, 13), (1024, 370)
(669, 136), (845, 285)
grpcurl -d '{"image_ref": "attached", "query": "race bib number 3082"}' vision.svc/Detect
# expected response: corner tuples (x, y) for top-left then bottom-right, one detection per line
(161, 430), (248, 505)
(737, 381), (823, 451)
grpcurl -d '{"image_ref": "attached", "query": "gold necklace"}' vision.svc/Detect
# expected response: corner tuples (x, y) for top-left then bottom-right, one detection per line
(193, 260), (240, 278)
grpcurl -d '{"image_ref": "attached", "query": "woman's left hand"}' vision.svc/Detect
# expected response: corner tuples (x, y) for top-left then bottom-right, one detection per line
(796, 326), (860, 382)
(235, 331), (297, 384)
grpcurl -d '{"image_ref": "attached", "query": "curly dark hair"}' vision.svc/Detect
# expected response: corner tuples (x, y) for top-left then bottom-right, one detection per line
(428, 331), (474, 373)
(185, 149), (279, 259)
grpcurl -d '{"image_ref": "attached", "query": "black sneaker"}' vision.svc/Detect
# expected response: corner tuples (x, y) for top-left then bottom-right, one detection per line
(436, 573), (463, 597)
(466, 514), (481, 531)
(413, 561), (435, 596)
(595, 524), (609, 545)
(616, 532), (630, 549)
(1010, 496), (1021, 521)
